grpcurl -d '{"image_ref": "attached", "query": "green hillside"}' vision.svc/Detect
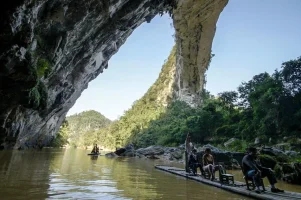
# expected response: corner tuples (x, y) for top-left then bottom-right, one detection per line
(95, 46), (177, 149)
(51, 110), (111, 147)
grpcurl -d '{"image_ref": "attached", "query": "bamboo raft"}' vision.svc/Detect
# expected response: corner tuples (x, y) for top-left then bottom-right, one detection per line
(155, 165), (301, 200)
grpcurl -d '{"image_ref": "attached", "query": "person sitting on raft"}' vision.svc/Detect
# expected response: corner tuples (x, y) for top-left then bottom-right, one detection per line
(91, 144), (99, 154)
(242, 147), (284, 193)
(202, 148), (217, 180)
(189, 149), (204, 175)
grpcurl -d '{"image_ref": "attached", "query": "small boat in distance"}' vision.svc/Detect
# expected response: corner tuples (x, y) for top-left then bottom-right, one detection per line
(88, 144), (102, 156)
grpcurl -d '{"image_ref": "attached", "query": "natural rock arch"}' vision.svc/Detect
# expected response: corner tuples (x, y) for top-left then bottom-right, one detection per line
(0, 0), (228, 149)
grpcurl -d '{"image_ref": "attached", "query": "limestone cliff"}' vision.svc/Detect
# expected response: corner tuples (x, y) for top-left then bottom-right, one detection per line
(173, 0), (227, 106)
(0, 0), (228, 149)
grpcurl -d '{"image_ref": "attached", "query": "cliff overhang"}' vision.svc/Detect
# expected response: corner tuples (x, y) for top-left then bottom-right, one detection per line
(0, 0), (228, 149)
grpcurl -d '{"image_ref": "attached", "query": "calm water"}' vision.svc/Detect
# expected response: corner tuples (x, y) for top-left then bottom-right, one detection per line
(0, 149), (298, 200)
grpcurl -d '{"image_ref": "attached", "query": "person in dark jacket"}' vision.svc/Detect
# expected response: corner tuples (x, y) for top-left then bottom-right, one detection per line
(242, 147), (284, 193)
(189, 149), (203, 175)
(188, 149), (198, 175)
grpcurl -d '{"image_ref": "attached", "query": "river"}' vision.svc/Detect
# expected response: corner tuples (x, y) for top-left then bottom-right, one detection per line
(0, 148), (299, 200)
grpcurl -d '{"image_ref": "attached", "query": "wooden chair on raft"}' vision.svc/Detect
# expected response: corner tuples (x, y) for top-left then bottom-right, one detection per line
(218, 163), (234, 185)
(242, 166), (265, 191)
(202, 170), (210, 179)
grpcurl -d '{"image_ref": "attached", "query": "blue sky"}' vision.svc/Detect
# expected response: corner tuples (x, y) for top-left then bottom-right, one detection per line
(68, 0), (301, 120)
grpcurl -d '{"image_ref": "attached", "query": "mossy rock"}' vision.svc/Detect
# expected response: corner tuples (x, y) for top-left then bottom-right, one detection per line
(36, 58), (50, 78)
(28, 86), (40, 109)
(26, 81), (48, 110)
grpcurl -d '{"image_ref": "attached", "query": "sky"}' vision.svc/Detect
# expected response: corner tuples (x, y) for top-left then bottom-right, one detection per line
(68, 0), (301, 120)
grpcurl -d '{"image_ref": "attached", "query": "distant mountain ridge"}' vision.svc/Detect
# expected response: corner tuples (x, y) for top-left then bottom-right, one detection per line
(67, 110), (111, 131)
(66, 110), (111, 147)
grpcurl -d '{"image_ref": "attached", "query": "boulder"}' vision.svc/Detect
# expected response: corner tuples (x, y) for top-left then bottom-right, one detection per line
(260, 147), (286, 158)
(268, 137), (272, 143)
(199, 144), (226, 153)
(135, 153), (145, 158)
(111, 144), (136, 157)
(122, 150), (136, 157)
(178, 144), (185, 150)
(275, 143), (291, 151)
(146, 154), (160, 159)
(164, 147), (177, 153)
(283, 136), (288, 142)
(285, 151), (299, 157)
(224, 138), (237, 147)
(136, 146), (165, 156)
(125, 144), (135, 151)
(254, 137), (261, 145)
(170, 149), (184, 160)
(115, 148), (126, 156)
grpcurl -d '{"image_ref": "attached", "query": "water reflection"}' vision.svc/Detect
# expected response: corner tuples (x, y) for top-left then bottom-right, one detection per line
(0, 149), (254, 199)
(0, 149), (51, 200)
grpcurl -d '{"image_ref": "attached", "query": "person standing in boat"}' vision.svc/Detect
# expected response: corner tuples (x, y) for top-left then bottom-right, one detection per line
(96, 144), (99, 153)
(202, 148), (216, 180)
(91, 144), (98, 154)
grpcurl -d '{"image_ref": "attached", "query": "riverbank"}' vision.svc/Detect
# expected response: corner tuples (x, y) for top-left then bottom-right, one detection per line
(105, 144), (301, 185)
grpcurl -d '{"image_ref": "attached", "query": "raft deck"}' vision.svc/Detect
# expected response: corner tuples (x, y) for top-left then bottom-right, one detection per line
(155, 165), (301, 200)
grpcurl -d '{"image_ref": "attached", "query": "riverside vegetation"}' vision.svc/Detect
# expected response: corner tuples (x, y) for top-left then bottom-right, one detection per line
(51, 50), (301, 184)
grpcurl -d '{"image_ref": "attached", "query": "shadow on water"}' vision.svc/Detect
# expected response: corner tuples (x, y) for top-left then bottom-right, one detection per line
(0, 149), (52, 200)
(0, 149), (256, 199)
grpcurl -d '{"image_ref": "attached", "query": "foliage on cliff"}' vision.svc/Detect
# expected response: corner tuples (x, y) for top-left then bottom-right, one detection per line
(98, 46), (176, 149)
(50, 120), (70, 147)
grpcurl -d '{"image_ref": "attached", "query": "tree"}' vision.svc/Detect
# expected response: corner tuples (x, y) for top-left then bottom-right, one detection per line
(218, 91), (238, 110)
(50, 120), (70, 147)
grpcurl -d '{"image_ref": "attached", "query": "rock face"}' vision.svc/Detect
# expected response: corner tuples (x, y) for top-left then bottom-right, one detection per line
(105, 145), (185, 161)
(115, 143), (135, 157)
(0, 0), (228, 149)
(136, 146), (165, 156)
(260, 147), (287, 158)
(173, 0), (228, 106)
(224, 138), (237, 147)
